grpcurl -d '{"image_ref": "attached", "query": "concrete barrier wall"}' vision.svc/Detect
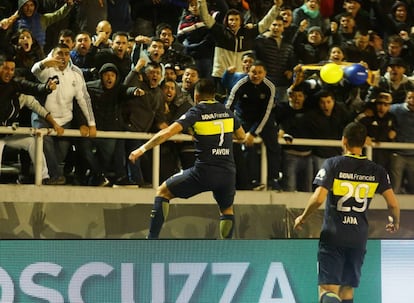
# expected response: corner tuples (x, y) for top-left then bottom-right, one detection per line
(1, 185), (412, 239)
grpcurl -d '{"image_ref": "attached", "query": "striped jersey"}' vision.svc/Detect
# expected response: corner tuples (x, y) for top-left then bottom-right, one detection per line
(176, 100), (240, 172)
(314, 154), (392, 248)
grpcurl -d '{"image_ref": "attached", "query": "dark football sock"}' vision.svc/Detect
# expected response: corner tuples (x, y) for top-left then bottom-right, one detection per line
(147, 196), (170, 239)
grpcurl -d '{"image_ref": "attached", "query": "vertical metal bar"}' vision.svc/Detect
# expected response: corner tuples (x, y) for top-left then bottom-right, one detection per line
(34, 130), (44, 185)
(261, 143), (267, 188)
(152, 145), (160, 189)
(365, 145), (373, 161)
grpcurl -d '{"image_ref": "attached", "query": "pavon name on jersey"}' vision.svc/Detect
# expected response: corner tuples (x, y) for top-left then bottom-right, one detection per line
(212, 148), (230, 155)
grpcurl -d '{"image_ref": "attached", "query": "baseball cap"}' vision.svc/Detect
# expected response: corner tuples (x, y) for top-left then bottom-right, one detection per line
(388, 57), (407, 69)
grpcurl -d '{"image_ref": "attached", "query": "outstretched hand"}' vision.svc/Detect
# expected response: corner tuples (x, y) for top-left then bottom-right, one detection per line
(293, 215), (304, 230)
(129, 149), (144, 164)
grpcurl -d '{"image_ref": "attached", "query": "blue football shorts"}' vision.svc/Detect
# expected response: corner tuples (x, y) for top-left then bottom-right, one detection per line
(166, 165), (236, 210)
(318, 241), (367, 288)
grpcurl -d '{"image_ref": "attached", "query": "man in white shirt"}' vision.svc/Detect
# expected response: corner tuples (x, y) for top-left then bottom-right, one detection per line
(31, 43), (96, 184)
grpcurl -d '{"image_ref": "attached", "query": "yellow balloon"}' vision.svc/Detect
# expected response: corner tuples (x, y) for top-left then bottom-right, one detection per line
(320, 63), (344, 84)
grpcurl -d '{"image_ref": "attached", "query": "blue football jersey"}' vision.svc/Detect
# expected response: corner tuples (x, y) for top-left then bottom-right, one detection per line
(314, 154), (392, 247)
(176, 100), (240, 171)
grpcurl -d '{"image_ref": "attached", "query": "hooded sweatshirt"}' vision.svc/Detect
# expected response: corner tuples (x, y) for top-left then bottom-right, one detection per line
(84, 63), (138, 131)
(15, 0), (72, 48)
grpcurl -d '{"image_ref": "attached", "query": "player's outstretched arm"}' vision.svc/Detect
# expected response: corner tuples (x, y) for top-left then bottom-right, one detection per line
(382, 188), (400, 233)
(294, 186), (327, 230)
(129, 122), (183, 163)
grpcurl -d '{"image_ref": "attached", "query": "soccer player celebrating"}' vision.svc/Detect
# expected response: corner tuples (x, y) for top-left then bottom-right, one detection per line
(129, 79), (246, 239)
(294, 121), (400, 303)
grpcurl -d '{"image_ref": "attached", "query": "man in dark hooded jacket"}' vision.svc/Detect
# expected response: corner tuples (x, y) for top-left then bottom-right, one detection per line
(75, 63), (145, 186)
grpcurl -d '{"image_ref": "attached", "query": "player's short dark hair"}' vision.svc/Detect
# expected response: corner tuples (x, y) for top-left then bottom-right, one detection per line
(195, 78), (215, 98)
(343, 122), (367, 148)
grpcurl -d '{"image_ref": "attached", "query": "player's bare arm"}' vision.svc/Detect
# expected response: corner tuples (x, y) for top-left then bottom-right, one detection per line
(294, 186), (328, 230)
(129, 122), (183, 163)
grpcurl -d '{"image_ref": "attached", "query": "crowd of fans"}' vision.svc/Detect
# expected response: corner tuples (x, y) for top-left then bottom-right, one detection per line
(0, 0), (413, 194)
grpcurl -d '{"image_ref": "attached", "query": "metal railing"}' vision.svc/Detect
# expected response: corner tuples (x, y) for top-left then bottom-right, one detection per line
(1, 126), (414, 188)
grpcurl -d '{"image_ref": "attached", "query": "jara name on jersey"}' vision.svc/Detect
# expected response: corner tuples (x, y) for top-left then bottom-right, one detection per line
(342, 215), (358, 225)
